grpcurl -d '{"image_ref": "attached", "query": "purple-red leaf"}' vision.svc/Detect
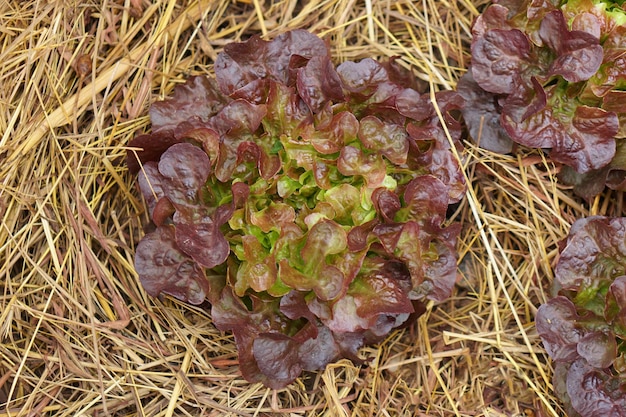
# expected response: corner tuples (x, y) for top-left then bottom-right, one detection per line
(358, 115), (409, 164)
(127, 130), (181, 174)
(296, 325), (342, 370)
(372, 188), (401, 223)
(406, 124), (466, 203)
(150, 76), (228, 132)
(538, 11), (603, 83)
(215, 30), (328, 96)
(471, 4), (512, 38)
(605, 276), (626, 332)
(137, 162), (165, 217)
(566, 359), (626, 417)
(321, 269), (413, 336)
(336, 58), (389, 95)
(174, 220), (230, 269)
(555, 217), (626, 291)
(297, 55), (345, 112)
(502, 86), (618, 173)
(135, 226), (209, 305)
(457, 71), (513, 153)
(401, 175), (450, 229)
(471, 29), (531, 95)
(253, 333), (303, 388)
(419, 236), (459, 302)
(536, 296), (584, 362)
(158, 143), (211, 204)
(209, 99), (267, 139)
(395, 88), (433, 122)
(576, 332), (616, 369)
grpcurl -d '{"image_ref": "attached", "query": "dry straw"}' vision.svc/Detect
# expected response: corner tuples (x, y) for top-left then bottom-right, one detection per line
(1, 0), (616, 415)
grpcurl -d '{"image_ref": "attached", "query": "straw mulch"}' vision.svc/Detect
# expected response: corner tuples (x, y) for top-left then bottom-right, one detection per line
(2, 0), (619, 415)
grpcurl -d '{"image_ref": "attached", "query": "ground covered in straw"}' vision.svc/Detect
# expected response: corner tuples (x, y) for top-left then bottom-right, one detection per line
(2, 0), (620, 416)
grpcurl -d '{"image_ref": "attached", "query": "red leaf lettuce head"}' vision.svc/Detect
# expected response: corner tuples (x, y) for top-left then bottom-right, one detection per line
(460, 0), (626, 198)
(128, 30), (465, 388)
(537, 216), (626, 415)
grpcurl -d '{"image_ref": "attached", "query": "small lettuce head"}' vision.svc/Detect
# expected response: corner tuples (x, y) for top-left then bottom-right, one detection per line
(128, 30), (465, 388)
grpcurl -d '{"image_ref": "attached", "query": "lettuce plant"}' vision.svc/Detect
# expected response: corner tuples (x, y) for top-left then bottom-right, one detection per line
(537, 217), (626, 416)
(127, 30), (466, 388)
(459, 0), (626, 198)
